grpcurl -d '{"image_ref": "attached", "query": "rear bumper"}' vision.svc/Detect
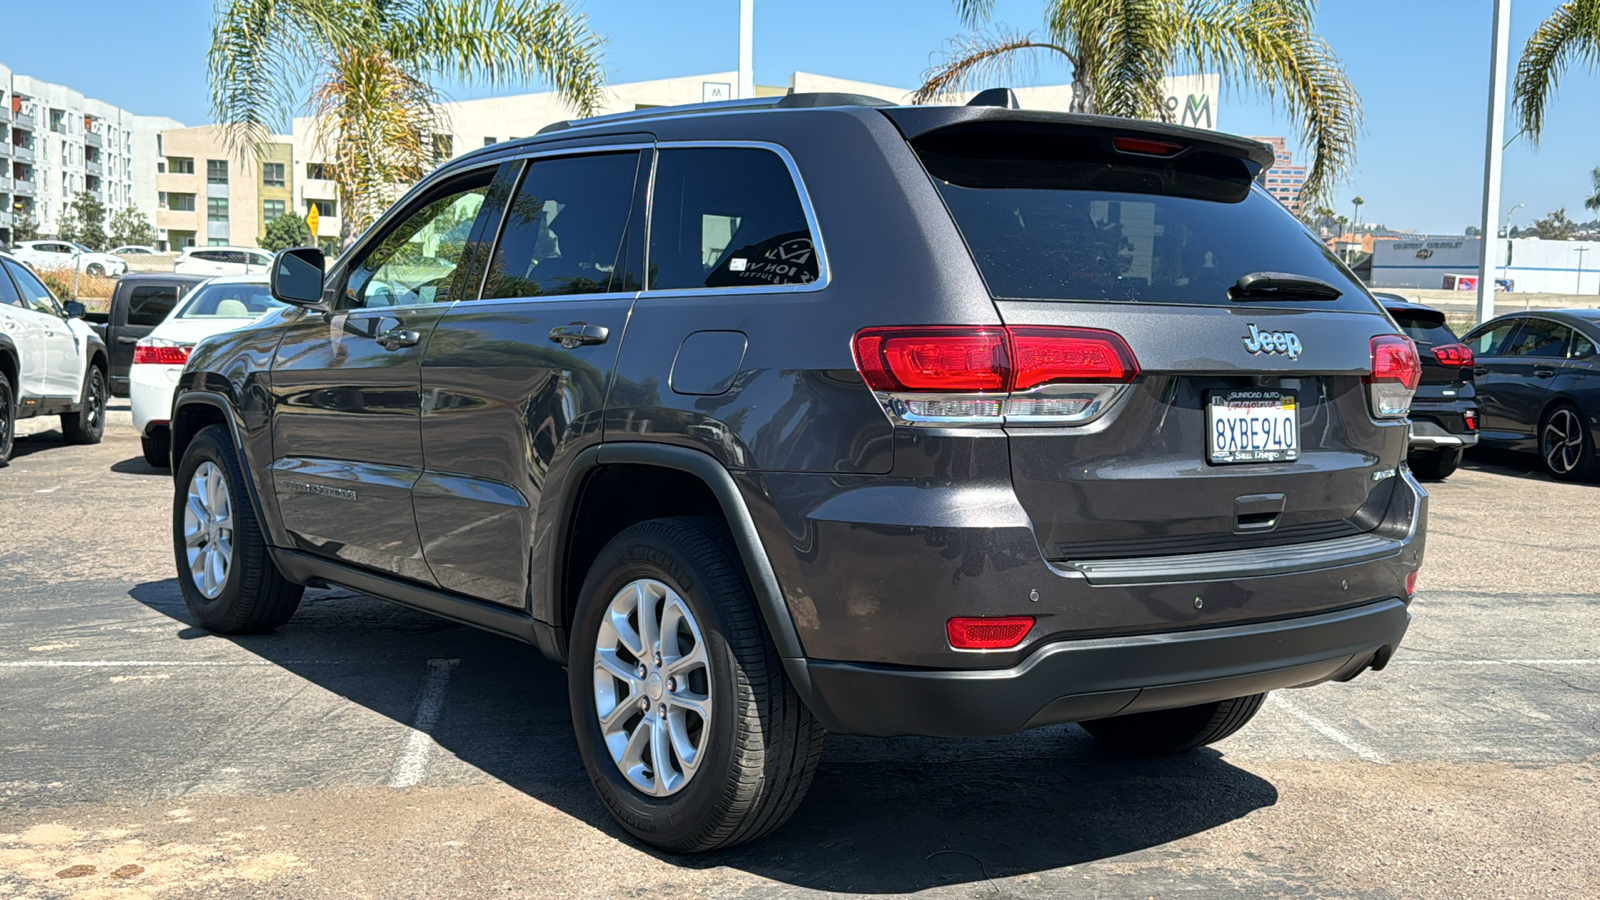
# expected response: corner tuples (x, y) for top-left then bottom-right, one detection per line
(1408, 400), (1478, 449)
(795, 598), (1410, 737)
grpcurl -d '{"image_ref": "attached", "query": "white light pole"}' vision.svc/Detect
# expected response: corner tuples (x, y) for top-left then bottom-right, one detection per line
(1476, 0), (1512, 324)
(1502, 202), (1523, 288)
(737, 0), (754, 100)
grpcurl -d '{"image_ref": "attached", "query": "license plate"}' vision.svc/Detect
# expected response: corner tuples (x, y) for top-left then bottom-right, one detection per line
(1207, 391), (1299, 464)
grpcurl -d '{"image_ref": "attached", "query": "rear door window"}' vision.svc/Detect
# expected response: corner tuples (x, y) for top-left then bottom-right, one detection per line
(648, 147), (819, 291)
(1469, 321), (1520, 357)
(913, 127), (1375, 311)
(1390, 311), (1458, 346)
(126, 285), (181, 326)
(481, 151), (642, 299)
(1503, 319), (1571, 359)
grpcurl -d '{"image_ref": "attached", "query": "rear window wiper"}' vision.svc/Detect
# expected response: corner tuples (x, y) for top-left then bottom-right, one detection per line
(1230, 271), (1344, 301)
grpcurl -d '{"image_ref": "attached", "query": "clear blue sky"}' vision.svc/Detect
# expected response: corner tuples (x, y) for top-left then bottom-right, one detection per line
(3, 1), (1596, 235)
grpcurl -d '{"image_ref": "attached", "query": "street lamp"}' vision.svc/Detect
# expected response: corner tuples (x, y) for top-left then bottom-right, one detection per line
(1475, 0), (1512, 324)
(1503, 202), (1524, 237)
(1502, 202), (1523, 291)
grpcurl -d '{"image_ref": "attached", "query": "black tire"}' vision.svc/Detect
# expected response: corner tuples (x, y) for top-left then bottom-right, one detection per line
(1539, 403), (1598, 481)
(1079, 693), (1267, 756)
(172, 424), (302, 633)
(1408, 446), (1462, 480)
(86, 263), (105, 277)
(0, 370), (14, 466)
(142, 431), (171, 468)
(60, 366), (106, 445)
(568, 517), (825, 853)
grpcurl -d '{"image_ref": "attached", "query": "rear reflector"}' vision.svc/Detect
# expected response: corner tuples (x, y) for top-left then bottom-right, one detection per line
(1405, 569), (1420, 597)
(1113, 136), (1184, 157)
(1431, 343), (1475, 367)
(947, 616), (1035, 650)
(1367, 335), (1421, 418)
(132, 342), (192, 366)
(1464, 409), (1478, 431)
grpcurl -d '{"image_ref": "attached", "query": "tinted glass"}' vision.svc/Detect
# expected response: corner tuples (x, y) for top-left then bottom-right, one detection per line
(346, 173), (491, 308)
(649, 148), (818, 291)
(0, 266), (22, 307)
(1503, 320), (1570, 359)
(1469, 322), (1519, 357)
(175, 282), (285, 319)
(3, 260), (61, 316)
(1390, 311), (1458, 346)
(482, 151), (641, 299)
(915, 128), (1375, 310)
(1572, 331), (1596, 358)
(126, 285), (181, 326)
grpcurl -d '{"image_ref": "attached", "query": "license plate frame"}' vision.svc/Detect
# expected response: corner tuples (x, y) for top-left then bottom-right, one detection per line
(1207, 390), (1299, 464)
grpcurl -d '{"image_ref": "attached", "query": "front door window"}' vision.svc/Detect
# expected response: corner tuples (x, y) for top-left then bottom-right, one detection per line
(346, 185), (488, 308)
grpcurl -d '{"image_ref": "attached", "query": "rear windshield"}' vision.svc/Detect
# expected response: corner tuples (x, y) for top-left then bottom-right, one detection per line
(915, 128), (1377, 312)
(1389, 311), (1458, 346)
(176, 282), (285, 319)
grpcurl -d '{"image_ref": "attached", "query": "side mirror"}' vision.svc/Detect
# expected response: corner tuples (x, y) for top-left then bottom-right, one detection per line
(270, 247), (327, 307)
(63, 300), (86, 319)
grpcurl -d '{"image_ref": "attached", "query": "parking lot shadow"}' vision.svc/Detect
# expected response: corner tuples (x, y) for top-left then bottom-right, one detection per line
(1461, 446), (1600, 486)
(128, 578), (1277, 893)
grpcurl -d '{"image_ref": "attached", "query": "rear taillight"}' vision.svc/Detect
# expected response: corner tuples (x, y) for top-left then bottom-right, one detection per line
(1366, 335), (1420, 418)
(947, 616), (1034, 650)
(132, 338), (192, 367)
(1431, 343), (1474, 367)
(1463, 410), (1478, 432)
(852, 325), (1139, 426)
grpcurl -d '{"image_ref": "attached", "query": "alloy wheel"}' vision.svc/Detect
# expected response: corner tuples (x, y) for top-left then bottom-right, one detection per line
(183, 461), (234, 599)
(1543, 408), (1584, 475)
(86, 372), (104, 434)
(592, 578), (713, 797)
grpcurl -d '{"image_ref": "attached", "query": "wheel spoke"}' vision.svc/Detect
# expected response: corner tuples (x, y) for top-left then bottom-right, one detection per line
(636, 582), (661, 656)
(664, 642), (708, 679)
(607, 604), (644, 659)
(668, 690), (711, 721)
(666, 710), (703, 774)
(649, 708), (675, 795)
(594, 648), (641, 688)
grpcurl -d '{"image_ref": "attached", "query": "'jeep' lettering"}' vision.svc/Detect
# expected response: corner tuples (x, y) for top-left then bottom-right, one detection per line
(1242, 324), (1303, 360)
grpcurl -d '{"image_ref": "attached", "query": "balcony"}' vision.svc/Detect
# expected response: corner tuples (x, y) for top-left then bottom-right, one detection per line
(13, 111), (33, 130)
(0, 173), (10, 191)
(13, 178), (35, 195)
(85, 130), (103, 148)
(86, 159), (103, 177)
(11, 144), (33, 163)
(0, 210), (12, 228)
(0, 107), (9, 123)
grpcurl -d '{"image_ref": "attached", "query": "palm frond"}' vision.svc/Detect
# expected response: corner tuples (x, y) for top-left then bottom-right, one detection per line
(914, 28), (1078, 105)
(1175, 0), (1361, 207)
(386, 0), (607, 115)
(1513, 0), (1600, 145)
(310, 44), (443, 235)
(953, 0), (999, 28)
(208, 0), (355, 154)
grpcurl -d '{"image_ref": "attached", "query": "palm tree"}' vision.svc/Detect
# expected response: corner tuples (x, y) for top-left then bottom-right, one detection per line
(915, 0), (1361, 206)
(1513, 2), (1600, 144)
(209, 0), (606, 241)
(1351, 195), (1364, 233)
(1587, 167), (1600, 214)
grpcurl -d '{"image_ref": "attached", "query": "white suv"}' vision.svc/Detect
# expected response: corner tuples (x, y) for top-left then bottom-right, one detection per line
(173, 247), (274, 276)
(0, 252), (111, 464)
(12, 240), (129, 277)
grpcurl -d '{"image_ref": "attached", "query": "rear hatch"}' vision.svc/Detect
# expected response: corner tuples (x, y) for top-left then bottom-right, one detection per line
(889, 112), (1412, 561)
(1382, 299), (1474, 401)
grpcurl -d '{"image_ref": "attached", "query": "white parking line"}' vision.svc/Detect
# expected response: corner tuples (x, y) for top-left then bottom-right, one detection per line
(0, 659), (351, 668)
(1393, 659), (1599, 667)
(389, 658), (460, 789)
(1267, 693), (1388, 765)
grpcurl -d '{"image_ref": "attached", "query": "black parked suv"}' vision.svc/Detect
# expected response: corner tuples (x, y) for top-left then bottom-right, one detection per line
(1374, 293), (1479, 479)
(168, 94), (1428, 852)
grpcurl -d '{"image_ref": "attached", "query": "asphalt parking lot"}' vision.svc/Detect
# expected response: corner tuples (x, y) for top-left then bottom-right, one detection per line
(1, 405), (1596, 899)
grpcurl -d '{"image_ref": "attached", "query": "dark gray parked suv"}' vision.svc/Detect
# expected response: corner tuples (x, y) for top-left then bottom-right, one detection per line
(167, 93), (1428, 852)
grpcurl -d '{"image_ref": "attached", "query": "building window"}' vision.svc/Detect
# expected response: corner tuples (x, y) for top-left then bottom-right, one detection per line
(158, 191), (167, 209)
(207, 159), (229, 184)
(208, 238), (229, 247)
(306, 163), (335, 181)
(208, 197), (229, 222)
(307, 199), (336, 218)
(168, 157), (194, 175)
(263, 199), (286, 220)
(169, 193), (196, 211)
(484, 136), (497, 146)
(262, 162), (285, 187)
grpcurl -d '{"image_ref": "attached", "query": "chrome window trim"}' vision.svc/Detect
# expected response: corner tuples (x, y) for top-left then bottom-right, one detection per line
(641, 140), (830, 297)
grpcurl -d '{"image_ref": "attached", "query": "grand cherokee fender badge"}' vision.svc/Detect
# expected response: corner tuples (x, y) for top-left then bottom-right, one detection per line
(1242, 324), (1303, 359)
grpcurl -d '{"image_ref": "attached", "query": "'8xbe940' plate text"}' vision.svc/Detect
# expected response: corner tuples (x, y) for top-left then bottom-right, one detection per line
(1208, 391), (1298, 464)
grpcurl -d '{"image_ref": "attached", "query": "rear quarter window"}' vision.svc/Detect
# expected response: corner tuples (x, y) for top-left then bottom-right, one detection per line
(914, 126), (1377, 312)
(126, 285), (181, 327)
(1390, 312), (1458, 346)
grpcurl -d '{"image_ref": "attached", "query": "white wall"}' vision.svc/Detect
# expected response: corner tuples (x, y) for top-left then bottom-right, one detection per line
(1373, 236), (1600, 294)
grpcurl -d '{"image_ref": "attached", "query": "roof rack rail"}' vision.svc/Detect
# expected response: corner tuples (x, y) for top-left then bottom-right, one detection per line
(537, 91), (892, 135)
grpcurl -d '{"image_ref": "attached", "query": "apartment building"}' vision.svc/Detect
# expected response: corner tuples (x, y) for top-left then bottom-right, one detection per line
(1251, 136), (1308, 213)
(155, 125), (293, 250)
(0, 63), (182, 245)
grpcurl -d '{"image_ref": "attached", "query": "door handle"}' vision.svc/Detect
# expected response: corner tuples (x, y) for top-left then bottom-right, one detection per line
(116, 335), (139, 344)
(1472, 365), (1489, 377)
(1534, 367), (1556, 379)
(374, 327), (420, 351)
(548, 322), (610, 349)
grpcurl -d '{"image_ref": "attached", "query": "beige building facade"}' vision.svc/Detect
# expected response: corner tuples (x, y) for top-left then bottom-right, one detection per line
(154, 125), (294, 250)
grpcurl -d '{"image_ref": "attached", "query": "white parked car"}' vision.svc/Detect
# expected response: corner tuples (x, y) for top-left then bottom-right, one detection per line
(111, 245), (159, 255)
(173, 246), (274, 277)
(131, 275), (284, 466)
(11, 240), (129, 277)
(0, 251), (111, 464)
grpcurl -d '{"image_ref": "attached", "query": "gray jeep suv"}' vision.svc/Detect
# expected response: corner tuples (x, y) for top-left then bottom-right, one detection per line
(168, 93), (1427, 852)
